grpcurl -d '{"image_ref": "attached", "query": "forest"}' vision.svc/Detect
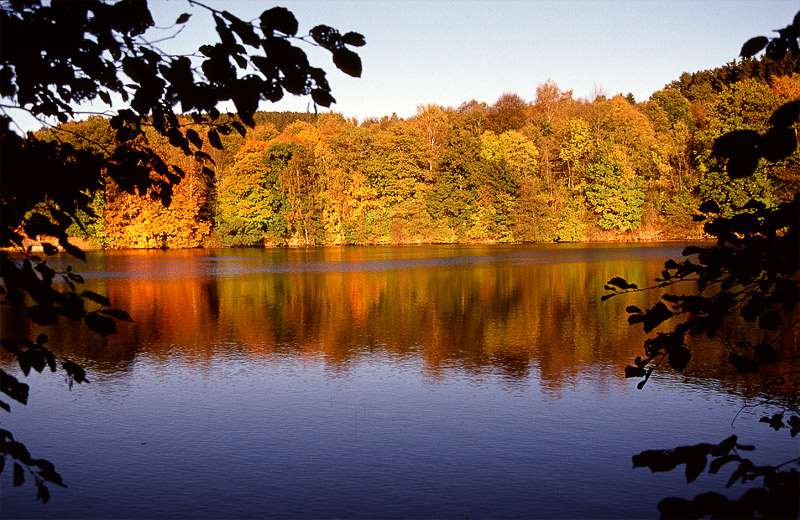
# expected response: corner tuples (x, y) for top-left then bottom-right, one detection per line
(39, 54), (800, 249)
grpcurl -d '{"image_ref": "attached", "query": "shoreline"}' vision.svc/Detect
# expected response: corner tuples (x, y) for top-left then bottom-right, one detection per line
(4, 235), (710, 254)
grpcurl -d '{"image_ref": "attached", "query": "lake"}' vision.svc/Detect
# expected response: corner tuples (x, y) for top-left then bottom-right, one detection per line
(1, 244), (796, 518)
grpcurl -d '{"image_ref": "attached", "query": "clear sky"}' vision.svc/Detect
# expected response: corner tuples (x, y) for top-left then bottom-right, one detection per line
(11, 0), (800, 130)
(149, 0), (796, 121)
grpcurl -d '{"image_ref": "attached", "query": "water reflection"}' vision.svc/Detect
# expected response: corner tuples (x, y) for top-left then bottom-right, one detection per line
(3, 244), (797, 519)
(4, 243), (785, 394)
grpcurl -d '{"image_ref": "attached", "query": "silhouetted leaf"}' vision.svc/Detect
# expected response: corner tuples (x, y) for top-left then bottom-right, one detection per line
(625, 365), (646, 378)
(341, 31), (366, 47)
(311, 88), (335, 107)
(99, 308), (133, 322)
(766, 39), (787, 60)
(759, 126), (797, 162)
(768, 100), (800, 128)
(760, 413), (785, 430)
(727, 152), (761, 179)
(81, 291), (111, 307)
(667, 345), (691, 371)
(185, 129), (203, 149)
(260, 7), (298, 36)
(685, 452), (707, 483)
(627, 314), (645, 325)
(0, 370), (29, 405)
(85, 312), (116, 336)
(753, 343), (778, 365)
(332, 48), (362, 77)
(642, 302), (674, 333)
(657, 497), (694, 518)
(711, 435), (737, 457)
(709, 455), (739, 474)
(67, 272), (85, 284)
(788, 416), (800, 437)
(698, 200), (720, 214)
(729, 354), (759, 374)
(758, 310), (781, 330)
(36, 481), (50, 503)
(41, 243), (58, 255)
(176, 13), (191, 24)
(13, 463), (24, 487)
(713, 130), (760, 158)
(740, 36), (769, 57)
(607, 277), (632, 290)
(61, 360), (88, 386)
(207, 128), (223, 150)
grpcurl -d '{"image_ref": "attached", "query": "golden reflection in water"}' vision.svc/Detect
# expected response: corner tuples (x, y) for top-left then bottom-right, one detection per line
(2, 245), (796, 394)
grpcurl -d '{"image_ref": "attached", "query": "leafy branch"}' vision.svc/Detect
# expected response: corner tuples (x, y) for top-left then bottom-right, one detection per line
(633, 435), (800, 518)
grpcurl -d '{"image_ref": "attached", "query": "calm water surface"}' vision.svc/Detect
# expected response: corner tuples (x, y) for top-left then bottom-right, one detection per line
(1, 244), (796, 518)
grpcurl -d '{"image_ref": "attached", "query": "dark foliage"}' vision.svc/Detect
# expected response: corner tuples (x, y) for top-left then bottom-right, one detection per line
(605, 14), (800, 518)
(0, 0), (363, 501)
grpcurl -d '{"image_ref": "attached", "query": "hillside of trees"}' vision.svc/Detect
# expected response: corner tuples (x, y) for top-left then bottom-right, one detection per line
(40, 55), (800, 249)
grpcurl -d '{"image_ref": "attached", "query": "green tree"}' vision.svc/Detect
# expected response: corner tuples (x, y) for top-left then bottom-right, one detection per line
(584, 153), (646, 232)
(215, 137), (287, 246)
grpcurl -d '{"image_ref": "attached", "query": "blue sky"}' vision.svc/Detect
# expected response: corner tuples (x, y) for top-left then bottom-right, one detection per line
(10, 0), (799, 131)
(148, 0), (795, 121)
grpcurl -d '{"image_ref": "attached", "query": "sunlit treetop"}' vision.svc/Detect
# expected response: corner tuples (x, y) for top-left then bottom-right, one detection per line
(0, 0), (364, 252)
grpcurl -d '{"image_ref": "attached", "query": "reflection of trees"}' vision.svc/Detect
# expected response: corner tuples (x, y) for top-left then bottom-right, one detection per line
(3, 245), (763, 395)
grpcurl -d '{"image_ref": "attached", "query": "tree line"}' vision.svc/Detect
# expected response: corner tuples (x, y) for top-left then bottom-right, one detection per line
(38, 54), (800, 249)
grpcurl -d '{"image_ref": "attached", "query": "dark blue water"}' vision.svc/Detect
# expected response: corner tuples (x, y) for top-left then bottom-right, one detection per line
(1, 244), (796, 518)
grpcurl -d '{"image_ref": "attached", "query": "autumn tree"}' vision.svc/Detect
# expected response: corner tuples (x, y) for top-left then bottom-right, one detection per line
(0, 0), (364, 500)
